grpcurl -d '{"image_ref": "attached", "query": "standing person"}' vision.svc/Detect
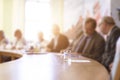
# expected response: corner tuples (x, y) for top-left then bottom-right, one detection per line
(71, 17), (105, 62)
(12, 29), (26, 50)
(99, 16), (120, 72)
(47, 24), (69, 52)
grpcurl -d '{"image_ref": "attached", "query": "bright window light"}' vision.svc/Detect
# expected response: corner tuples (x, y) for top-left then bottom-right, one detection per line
(25, 0), (52, 42)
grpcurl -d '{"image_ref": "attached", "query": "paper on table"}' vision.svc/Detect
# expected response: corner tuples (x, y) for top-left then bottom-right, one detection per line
(65, 59), (91, 63)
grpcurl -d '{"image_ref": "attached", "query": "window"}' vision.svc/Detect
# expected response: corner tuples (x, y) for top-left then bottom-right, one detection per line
(25, 0), (52, 42)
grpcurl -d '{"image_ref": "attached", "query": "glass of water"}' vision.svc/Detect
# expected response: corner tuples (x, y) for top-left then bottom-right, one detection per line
(62, 48), (72, 61)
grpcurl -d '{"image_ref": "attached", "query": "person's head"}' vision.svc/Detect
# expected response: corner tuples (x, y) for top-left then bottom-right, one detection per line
(0, 30), (5, 41)
(38, 32), (44, 42)
(14, 29), (22, 40)
(83, 17), (96, 36)
(99, 16), (115, 35)
(52, 24), (60, 36)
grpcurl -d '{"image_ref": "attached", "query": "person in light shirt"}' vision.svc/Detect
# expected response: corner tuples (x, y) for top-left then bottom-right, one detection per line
(0, 30), (10, 62)
(36, 32), (48, 50)
(28, 32), (48, 52)
(0, 30), (8, 49)
(12, 29), (26, 50)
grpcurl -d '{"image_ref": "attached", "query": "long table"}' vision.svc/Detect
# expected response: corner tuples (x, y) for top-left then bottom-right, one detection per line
(0, 51), (109, 80)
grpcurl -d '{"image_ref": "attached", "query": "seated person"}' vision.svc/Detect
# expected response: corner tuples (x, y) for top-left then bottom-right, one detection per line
(68, 30), (83, 50)
(0, 30), (8, 49)
(46, 24), (69, 52)
(71, 17), (105, 62)
(99, 16), (120, 72)
(111, 37), (120, 80)
(36, 32), (48, 48)
(0, 30), (10, 62)
(12, 29), (26, 50)
(29, 32), (48, 52)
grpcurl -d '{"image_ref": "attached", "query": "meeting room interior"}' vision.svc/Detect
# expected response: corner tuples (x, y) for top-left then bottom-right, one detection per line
(0, 0), (120, 80)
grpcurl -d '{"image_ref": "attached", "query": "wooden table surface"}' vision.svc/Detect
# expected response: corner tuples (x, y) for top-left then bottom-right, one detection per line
(0, 51), (109, 80)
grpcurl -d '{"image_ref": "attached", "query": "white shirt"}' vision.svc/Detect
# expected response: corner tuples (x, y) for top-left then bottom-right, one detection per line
(12, 38), (26, 49)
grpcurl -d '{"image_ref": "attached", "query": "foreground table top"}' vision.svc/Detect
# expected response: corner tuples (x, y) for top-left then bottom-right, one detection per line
(0, 51), (109, 80)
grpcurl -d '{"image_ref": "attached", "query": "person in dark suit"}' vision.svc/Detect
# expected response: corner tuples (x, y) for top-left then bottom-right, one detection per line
(99, 16), (120, 72)
(71, 17), (105, 62)
(47, 24), (69, 52)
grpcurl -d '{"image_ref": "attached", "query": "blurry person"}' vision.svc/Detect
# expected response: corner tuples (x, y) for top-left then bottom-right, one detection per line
(12, 29), (26, 50)
(0, 30), (8, 49)
(47, 24), (69, 52)
(71, 17), (105, 62)
(36, 32), (48, 50)
(99, 16), (120, 72)
(37, 32), (47, 48)
(0, 30), (10, 62)
(29, 32), (48, 52)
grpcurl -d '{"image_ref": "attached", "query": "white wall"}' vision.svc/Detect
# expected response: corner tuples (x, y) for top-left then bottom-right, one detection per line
(51, 0), (64, 32)
(0, 0), (3, 30)
(12, 0), (25, 36)
(0, 0), (25, 41)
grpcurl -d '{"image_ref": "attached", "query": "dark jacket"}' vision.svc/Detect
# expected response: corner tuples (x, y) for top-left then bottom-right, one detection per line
(102, 26), (120, 71)
(47, 34), (69, 52)
(72, 31), (105, 62)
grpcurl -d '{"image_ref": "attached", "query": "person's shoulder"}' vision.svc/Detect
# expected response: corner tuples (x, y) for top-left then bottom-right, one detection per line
(95, 31), (104, 40)
(112, 26), (120, 33)
(92, 32), (105, 44)
(59, 33), (68, 38)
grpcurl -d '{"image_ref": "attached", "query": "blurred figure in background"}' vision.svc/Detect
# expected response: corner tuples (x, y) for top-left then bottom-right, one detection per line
(0, 30), (8, 49)
(12, 29), (26, 50)
(28, 32), (48, 52)
(37, 32), (47, 47)
(36, 32), (48, 51)
(99, 16), (120, 72)
(47, 24), (69, 52)
(0, 30), (10, 62)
